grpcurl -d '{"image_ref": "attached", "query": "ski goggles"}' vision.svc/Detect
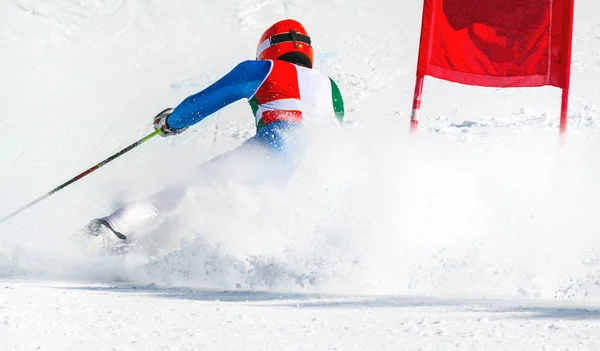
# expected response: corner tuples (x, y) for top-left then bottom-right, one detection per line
(257, 30), (312, 58)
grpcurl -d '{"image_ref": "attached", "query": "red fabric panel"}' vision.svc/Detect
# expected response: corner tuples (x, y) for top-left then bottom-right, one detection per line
(261, 110), (303, 125)
(417, 0), (574, 88)
(255, 60), (300, 104)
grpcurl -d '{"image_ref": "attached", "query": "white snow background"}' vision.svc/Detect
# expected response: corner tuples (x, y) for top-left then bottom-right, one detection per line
(1, 0), (600, 350)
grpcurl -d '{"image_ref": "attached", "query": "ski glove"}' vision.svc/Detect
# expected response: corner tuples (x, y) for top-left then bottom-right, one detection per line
(153, 108), (186, 137)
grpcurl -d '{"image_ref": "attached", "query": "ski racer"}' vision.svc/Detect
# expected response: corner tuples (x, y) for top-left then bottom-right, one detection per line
(83, 19), (345, 253)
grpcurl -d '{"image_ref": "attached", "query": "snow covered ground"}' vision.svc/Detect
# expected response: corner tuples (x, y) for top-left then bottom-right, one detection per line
(1, 0), (600, 349)
(3, 281), (600, 350)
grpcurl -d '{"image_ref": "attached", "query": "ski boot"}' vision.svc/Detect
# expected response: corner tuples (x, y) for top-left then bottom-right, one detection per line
(82, 218), (129, 255)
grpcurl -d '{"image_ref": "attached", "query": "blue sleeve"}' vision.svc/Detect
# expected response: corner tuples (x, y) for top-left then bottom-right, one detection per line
(167, 60), (272, 131)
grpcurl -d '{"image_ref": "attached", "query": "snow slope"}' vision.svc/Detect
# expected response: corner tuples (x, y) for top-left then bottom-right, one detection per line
(1, 0), (600, 349)
(3, 281), (600, 350)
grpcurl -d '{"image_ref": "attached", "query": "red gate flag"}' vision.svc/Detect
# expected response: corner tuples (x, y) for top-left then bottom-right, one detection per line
(411, 0), (575, 133)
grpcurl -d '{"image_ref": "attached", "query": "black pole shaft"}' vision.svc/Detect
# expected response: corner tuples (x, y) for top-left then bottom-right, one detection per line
(0, 130), (161, 225)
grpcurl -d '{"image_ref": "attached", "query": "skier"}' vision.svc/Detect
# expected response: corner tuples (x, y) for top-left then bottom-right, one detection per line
(83, 19), (345, 253)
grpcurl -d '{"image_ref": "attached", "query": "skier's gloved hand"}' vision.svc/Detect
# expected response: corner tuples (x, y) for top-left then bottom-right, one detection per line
(153, 108), (186, 137)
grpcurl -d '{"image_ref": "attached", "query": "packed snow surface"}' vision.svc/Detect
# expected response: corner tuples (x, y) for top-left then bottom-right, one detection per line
(1, 0), (600, 350)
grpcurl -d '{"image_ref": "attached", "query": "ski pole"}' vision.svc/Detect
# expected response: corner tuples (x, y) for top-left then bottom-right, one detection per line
(0, 129), (162, 225)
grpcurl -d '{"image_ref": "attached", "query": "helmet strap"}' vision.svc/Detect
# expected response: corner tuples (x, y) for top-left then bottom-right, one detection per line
(289, 30), (299, 48)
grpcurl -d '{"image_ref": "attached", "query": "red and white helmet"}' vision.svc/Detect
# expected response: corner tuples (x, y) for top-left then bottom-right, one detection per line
(256, 19), (313, 68)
